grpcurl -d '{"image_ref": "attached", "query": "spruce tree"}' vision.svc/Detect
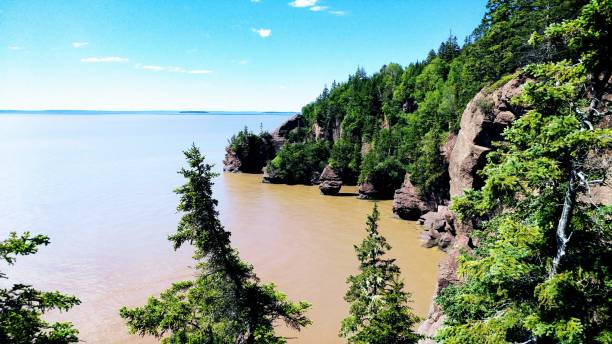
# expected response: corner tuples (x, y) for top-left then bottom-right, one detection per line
(437, 1), (611, 342)
(340, 204), (422, 344)
(0, 232), (80, 343)
(120, 144), (311, 343)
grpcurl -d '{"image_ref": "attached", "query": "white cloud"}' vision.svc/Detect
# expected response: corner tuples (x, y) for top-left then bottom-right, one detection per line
(289, 1), (345, 16)
(81, 56), (129, 63)
(72, 42), (89, 48)
(310, 5), (327, 11)
(289, 0), (318, 7)
(140, 65), (165, 71)
(329, 10), (346, 16)
(135, 64), (209, 75)
(167, 66), (187, 73)
(188, 70), (213, 75)
(238, 59), (249, 65)
(8, 46), (23, 50)
(252, 28), (272, 38)
(279, 85), (287, 89)
(250, 0), (261, 2)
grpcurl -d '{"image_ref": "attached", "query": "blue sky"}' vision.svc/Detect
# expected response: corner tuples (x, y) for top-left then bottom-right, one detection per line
(0, 0), (487, 111)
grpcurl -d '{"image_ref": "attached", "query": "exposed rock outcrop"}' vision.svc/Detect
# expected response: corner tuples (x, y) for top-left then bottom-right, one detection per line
(417, 247), (461, 340)
(357, 182), (378, 199)
(223, 147), (242, 173)
(222, 133), (275, 173)
(262, 168), (283, 184)
(418, 206), (455, 251)
(449, 75), (530, 197)
(358, 179), (402, 200)
(441, 132), (457, 164)
(223, 114), (303, 173)
(319, 165), (343, 195)
(418, 75), (531, 339)
(392, 174), (431, 220)
(270, 114), (305, 152)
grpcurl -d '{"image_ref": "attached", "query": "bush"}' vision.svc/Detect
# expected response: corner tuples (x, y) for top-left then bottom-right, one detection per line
(266, 141), (330, 184)
(228, 127), (271, 172)
(360, 153), (405, 198)
(329, 139), (361, 184)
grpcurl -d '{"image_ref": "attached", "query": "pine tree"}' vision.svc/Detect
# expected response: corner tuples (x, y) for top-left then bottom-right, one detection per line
(120, 144), (311, 343)
(340, 204), (422, 344)
(0, 232), (80, 343)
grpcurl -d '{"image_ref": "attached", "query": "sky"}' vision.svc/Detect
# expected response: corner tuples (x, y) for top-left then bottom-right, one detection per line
(0, 0), (487, 111)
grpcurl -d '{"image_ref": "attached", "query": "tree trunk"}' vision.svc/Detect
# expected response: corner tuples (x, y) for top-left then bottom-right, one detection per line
(549, 168), (577, 278)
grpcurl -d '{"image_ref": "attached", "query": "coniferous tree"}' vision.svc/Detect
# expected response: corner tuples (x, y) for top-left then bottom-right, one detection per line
(437, 1), (611, 342)
(0, 232), (80, 343)
(120, 144), (311, 343)
(340, 205), (422, 344)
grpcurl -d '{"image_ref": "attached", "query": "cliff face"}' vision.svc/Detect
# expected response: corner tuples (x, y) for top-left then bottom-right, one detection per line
(418, 75), (531, 339)
(449, 75), (531, 196)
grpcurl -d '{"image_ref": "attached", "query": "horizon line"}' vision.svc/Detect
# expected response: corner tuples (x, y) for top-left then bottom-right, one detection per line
(0, 109), (299, 114)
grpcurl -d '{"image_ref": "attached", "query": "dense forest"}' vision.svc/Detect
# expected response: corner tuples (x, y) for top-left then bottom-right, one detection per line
(1, 0), (610, 343)
(229, 0), (600, 202)
(226, 0), (611, 342)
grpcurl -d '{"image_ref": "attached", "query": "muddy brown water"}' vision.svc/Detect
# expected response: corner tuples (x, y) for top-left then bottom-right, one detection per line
(41, 174), (443, 343)
(0, 114), (443, 343)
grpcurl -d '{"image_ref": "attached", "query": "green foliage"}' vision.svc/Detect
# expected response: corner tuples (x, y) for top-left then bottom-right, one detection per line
(227, 0), (590, 200)
(267, 141), (330, 184)
(359, 153), (405, 198)
(329, 138), (361, 184)
(438, 2), (612, 342)
(407, 129), (449, 199)
(0, 232), (81, 343)
(358, 128), (407, 197)
(340, 205), (422, 344)
(532, 0), (611, 75)
(120, 144), (311, 343)
(228, 127), (271, 173)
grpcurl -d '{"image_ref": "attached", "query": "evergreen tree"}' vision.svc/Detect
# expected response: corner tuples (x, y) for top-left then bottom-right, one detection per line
(437, 34), (460, 62)
(340, 205), (422, 344)
(437, 1), (611, 342)
(0, 232), (80, 343)
(120, 144), (311, 343)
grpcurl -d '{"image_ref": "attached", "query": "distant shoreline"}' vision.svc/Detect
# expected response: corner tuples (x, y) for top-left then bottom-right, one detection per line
(0, 110), (297, 116)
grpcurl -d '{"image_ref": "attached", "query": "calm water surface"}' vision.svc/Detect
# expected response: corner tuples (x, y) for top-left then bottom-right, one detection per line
(0, 114), (443, 343)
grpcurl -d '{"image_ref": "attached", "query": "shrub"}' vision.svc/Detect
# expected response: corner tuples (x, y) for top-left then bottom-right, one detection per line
(360, 153), (405, 198)
(266, 141), (330, 184)
(227, 127), (270, 172)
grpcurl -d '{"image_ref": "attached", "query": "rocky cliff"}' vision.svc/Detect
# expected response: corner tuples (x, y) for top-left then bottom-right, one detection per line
(417, 74), (531, 340)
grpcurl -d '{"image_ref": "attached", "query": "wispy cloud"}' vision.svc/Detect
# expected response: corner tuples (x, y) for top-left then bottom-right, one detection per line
(81, 56), (129, 63)
(289, 0), (318, 7)
(135, 63), (211, 75)
(7, 46), (24, 50)
(252, 28), (272, 38)
(140, 65), (166, 71)
(250, 0), (261, 2)
(289, 0), (346, 16)
(310, 5), (328, 11)
(279, 85), (288, 89)
(188, 70), (213, 75)
(72, 41), (89, 48)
